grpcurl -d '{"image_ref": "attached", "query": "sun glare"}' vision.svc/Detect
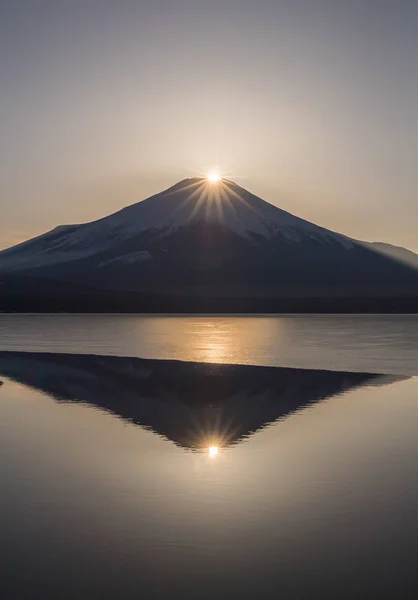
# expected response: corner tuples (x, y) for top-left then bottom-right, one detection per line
(207, 172), (221, 182)
(208, 446), (219, 458)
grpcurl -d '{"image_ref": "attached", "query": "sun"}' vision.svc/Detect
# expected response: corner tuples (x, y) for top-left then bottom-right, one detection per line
(208, 446), (219, 458)
(207, 172), (221, 182)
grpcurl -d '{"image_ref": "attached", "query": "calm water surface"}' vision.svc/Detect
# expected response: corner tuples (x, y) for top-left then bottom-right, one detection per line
(0, 313), (417, 374)
(0, 315), (418, 599)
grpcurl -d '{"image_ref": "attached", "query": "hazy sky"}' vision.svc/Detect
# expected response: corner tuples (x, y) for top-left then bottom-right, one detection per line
(1, 0), (417, 251)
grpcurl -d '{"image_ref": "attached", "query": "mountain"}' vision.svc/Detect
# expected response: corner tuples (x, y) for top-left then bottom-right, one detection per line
(0, 352), (404, 450)
(0, 177), (355, 272)
(0, 177), (416, 311)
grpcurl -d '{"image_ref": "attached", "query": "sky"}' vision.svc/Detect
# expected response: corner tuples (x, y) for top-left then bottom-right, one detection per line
(0, 0), (417, 251)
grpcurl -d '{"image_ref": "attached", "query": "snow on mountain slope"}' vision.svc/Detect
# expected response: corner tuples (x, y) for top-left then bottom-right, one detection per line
(0, 178), (354, 272)
(98, 250), (153, 267)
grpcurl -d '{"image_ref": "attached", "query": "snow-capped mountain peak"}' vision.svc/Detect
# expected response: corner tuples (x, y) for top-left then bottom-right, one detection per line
(0, 177), (356, 273)
(92, 177), (352, 245)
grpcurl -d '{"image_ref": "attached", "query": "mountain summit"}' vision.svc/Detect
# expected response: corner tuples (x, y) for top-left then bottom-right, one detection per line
(0, 178), (416, 309)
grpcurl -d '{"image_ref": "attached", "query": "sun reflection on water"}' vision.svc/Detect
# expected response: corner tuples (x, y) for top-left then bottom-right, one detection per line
(178, 317), (279, 365)
(134, 315), (283, 366)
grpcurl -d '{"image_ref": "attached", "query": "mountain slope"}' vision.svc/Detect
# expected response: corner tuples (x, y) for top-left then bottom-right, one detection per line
(368, 242), (418, 268)
(0, 177), (416, 297)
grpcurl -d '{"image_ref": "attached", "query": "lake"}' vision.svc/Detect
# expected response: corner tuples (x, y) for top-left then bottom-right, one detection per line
(0, 313), (417, 374)
(0, 314), (418, 599)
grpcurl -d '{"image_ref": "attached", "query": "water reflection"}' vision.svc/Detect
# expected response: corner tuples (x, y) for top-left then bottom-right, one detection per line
(0, 352), (406, 450)
(1, 352), (417, 600)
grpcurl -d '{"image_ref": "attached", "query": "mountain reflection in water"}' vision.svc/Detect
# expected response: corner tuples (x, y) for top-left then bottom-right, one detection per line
(0, 352), (404, 451)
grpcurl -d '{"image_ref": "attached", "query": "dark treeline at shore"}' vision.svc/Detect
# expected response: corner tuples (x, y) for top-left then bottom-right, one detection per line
(0, 289), (417, 314)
